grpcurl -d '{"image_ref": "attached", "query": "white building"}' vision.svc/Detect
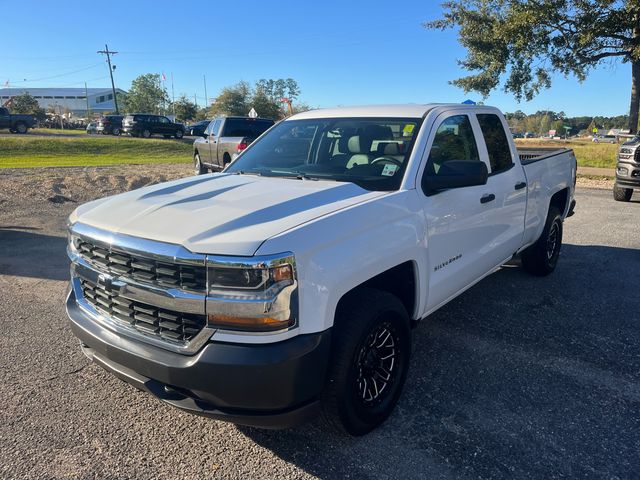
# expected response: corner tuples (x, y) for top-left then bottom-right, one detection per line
(0, 87), (126, 117)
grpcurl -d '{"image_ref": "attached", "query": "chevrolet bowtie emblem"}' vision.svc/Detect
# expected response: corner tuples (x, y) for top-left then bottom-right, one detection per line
(98, 273), (125, 293)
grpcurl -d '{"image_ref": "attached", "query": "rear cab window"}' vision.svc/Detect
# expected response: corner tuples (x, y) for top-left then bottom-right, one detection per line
(222, 118), (275, 137)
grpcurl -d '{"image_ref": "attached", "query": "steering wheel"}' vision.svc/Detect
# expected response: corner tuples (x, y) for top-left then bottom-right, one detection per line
(371, 156), (403, 167)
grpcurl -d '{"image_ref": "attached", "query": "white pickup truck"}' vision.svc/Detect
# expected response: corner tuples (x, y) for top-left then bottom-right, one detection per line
(66, 104), (576, 435)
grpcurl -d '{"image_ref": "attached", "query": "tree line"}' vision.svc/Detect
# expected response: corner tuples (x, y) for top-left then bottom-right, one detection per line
(505, 110), (629, 136)
(121, 74), (310, 121)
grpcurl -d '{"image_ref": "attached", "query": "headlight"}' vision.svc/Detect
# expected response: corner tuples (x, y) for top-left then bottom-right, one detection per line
(206, 253), (297, 332)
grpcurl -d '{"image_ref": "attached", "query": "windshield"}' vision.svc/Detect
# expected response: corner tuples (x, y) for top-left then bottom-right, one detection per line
(225, 117), (422, 191)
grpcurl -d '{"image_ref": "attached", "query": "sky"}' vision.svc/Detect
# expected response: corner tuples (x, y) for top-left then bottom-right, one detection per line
(0, 0), (632, 117)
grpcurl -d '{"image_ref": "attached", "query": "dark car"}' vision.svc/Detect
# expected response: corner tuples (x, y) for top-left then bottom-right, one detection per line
(122, 114), (185, 139)
(96, 115), (123, 135)
(186, 119), (211, 137)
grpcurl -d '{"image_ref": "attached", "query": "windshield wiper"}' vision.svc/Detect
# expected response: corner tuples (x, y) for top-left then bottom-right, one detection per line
(295, 172), (319, 181)
(233, 170), (262, 176)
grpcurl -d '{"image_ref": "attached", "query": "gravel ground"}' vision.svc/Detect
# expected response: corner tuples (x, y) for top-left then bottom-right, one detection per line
(0, 165), (638, 479)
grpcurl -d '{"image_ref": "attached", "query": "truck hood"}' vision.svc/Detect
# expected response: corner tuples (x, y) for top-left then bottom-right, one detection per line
(72, 173), (385, 256)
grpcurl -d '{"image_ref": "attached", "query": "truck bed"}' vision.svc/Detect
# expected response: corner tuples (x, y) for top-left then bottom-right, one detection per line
(518, 147), (573, 165)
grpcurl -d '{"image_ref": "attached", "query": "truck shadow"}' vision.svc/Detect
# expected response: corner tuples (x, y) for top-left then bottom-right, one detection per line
(238, 243), (640, 479)
(0, 227), (68, 281)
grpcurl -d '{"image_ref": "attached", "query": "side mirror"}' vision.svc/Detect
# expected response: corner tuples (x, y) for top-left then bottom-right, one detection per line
(202, 132), (208, 138)
(423, 160), (488, 195)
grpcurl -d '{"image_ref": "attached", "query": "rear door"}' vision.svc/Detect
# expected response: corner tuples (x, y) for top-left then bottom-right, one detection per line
(474, 112), (527, 259)
(420, 112), (498, 311)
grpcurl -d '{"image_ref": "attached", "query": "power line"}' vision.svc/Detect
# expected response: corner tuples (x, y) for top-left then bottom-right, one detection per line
(5, 63), (103, 84)
(97, 44), (119, 114)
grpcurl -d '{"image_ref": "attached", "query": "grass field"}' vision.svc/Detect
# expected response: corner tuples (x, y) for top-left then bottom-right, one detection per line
(30, 128), (87, 135)
(0, 135), (192, 168)
(515, 138), (618, 168)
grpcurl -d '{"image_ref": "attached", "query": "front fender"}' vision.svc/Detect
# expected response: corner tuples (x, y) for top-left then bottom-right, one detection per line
(256, 190), (428, 334)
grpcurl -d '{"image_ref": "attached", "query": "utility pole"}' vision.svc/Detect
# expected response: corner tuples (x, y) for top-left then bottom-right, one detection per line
(171, 73), (176, 117)
(97, 44), (119, 114)
(203, 75), (208, 108)
(84, 82), (90, 119)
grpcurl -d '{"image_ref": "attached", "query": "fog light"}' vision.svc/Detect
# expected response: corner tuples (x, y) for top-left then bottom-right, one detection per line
(617, 167), (628, 175)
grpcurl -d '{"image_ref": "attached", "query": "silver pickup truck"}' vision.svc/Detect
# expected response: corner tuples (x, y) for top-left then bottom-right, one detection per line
(193, 116), (274, 174)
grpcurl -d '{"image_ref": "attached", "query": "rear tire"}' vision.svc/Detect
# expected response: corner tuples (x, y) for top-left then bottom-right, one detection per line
(521, 206), (563, 276)
(112, 128), (120, 136)
(194, 153), (206, 175)
(321, 288), (411, 436)
(142, 129), (151, 138)
(613, 185), (633, 202)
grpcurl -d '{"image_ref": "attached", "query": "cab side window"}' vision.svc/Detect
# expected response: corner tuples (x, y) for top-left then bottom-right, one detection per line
(426, 115), (479, 176)
(477, 113), (513, 174)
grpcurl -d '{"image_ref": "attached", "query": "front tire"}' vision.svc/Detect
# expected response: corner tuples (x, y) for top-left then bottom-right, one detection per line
(521, 206), (563, 276)
(321, 288), (411, 436)
(175, 129), (183, 139)
(15, 123), (27, 134)
(142, 129), (151, 138)
(112, 128), (120, 136)
(613, 185), (633, 202)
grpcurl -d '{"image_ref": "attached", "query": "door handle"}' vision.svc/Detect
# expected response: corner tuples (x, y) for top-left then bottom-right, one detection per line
(515, 181), (527, 190)
(480, 193), (496, 204)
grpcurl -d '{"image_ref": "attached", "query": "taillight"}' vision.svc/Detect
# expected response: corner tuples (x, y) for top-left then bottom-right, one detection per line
(237, 141), (248, 152)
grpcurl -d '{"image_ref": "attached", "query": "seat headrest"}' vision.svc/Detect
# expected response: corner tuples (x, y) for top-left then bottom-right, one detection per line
(348, 135), (372, 154)
(376, 142), (400, 155)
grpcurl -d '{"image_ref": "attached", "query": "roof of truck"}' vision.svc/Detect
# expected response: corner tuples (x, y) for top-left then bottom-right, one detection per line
(289, 104), (492, 120)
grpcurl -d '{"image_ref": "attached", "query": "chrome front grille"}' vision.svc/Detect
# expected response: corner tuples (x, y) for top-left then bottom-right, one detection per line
(75, 238), (206, 291)
(80, 278), (206, 343)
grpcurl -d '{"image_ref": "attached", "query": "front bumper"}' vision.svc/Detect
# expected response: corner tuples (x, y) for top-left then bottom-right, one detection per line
(66, 288), (331, 428)
(615, 162), (640, 189)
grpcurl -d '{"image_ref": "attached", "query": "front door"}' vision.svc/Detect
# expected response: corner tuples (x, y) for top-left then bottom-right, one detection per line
(420, 112), (503, 311)
(209, 119), (222, 166)
(158, 116), (172, 135)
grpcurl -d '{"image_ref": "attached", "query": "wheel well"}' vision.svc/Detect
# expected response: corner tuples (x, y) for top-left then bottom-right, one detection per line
(337, 262), (417, 321)
(223, 152), (231, 163)
(550, 188), (569, 216)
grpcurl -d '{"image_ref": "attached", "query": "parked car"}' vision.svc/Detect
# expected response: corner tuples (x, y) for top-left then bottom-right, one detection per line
(193, 116), (275, 173)
(65, 104), (576, 435)
(592, 134), (617, 143)
(86, 122), (98, 134)
(0, 107), (36, 134)
(185, 119), (211, 137)
(96, 115), (123, 135)
(613, 136), (640, 201)
(122, 114), (185, 139)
